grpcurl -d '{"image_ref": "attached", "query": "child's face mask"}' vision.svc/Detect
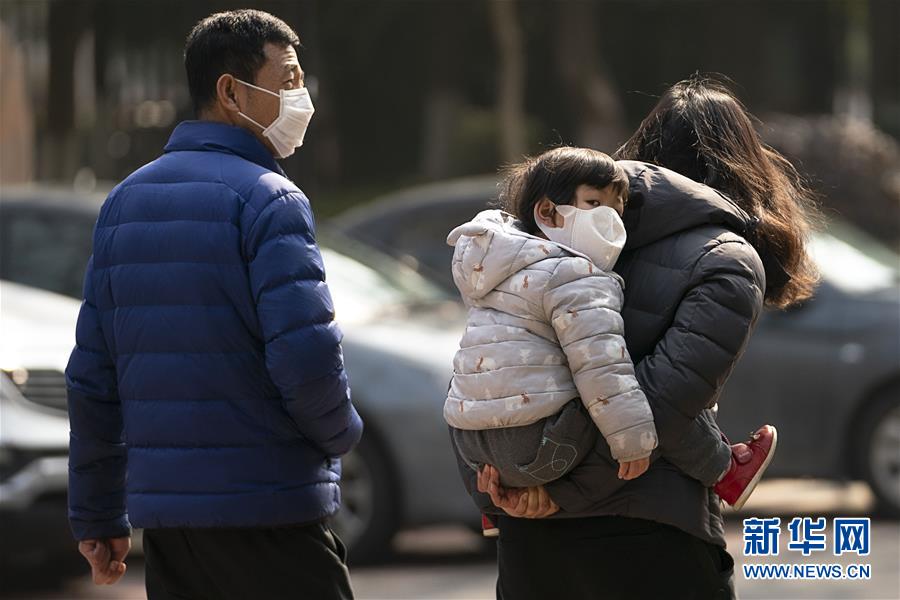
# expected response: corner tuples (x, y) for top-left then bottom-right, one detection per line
(535, 204), (627, 270)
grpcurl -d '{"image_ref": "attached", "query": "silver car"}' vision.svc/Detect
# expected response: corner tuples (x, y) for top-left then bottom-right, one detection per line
(0, 281), (80, 578)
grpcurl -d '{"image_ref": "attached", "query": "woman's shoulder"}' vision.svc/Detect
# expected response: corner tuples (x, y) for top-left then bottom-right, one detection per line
(693, 228), (765, 284)
(640, 225), (763, 283)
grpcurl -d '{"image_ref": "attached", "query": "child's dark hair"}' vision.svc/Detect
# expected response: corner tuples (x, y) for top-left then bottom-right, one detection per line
(499, 147), (628, 234)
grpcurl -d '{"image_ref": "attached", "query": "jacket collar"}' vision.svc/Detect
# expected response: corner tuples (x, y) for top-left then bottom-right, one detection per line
(617, 160), (755, 251)
(163, 120), (286, 177)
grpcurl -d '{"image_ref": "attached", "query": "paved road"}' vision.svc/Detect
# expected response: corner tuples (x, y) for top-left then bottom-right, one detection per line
(8, 481), (900, 600)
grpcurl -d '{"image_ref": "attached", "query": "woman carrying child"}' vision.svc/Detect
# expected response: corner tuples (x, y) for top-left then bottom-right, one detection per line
(448, 75), (820, 599)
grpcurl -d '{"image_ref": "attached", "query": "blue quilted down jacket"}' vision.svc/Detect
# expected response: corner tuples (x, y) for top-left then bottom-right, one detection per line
(66, 121), (363, 541)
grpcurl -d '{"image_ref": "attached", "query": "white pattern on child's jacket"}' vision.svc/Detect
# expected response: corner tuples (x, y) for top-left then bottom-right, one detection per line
(444, 209), (658, 462)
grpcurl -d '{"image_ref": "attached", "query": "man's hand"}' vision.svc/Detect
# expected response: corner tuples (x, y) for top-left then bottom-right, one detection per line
(617, 457), (650, 480)
(78, 536), (131, 585)
(477, 465), (559, 518)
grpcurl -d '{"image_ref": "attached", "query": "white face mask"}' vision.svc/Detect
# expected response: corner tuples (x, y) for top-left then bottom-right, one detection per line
(234, 78), (315, 159)
(535, 204), (627, 271)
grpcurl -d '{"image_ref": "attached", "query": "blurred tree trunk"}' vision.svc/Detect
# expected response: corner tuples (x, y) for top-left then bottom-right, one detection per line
(422, 85), (462, 179)
(833, 0), (873, 121)
(490, 0), (526, 162)
(294, 0), (339, 190)
(422, 2), (463, 179)
(554, 1), (627, 152)
(46, 0), (93, 181)
(870, 0), (900, 139)
(0, 23), (34, 183)
(48, 0), (92, 135)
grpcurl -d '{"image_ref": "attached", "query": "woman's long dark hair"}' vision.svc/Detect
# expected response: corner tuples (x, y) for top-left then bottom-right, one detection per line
(615, 75), (821, 308)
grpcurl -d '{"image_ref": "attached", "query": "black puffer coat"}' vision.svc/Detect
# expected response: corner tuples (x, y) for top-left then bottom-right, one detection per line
(458, 160), (767, 547)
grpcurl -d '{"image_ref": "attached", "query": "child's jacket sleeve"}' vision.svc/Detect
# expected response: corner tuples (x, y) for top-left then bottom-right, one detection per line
(543, 257), (658, 462)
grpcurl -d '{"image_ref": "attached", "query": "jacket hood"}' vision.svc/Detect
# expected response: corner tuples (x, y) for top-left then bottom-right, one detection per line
(447, 210), (580, 300)
(618, 160), (792, 291)
(618, 161), (757, 250)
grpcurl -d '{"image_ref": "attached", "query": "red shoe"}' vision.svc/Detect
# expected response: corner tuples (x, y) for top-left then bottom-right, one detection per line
(714, 425), (778, 510)
(482, 514), (499, 538)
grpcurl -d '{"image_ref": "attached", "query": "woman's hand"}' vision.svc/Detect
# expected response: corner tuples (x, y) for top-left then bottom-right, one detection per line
(617, 457), (650, 480)
(477, 465), (559, 518)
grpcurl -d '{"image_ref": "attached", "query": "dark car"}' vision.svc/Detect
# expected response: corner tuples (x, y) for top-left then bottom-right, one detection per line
(333, 177), (900, 515)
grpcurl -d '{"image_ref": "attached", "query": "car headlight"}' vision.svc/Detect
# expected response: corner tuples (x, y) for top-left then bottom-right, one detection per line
(3, 367), (29, 386)
(1, 368), (68, 412)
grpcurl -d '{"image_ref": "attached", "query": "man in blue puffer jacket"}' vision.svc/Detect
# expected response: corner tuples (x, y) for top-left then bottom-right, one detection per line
(65, 9), (362, 599)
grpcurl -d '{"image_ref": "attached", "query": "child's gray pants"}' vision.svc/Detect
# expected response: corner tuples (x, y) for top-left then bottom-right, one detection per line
(450, 398), (731, 488)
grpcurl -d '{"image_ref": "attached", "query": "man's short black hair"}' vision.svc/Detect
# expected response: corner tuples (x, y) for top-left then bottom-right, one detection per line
(184, 9), (300, 115)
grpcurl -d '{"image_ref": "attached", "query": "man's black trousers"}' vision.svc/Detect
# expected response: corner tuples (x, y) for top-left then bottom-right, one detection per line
(143, 522), (353, 600)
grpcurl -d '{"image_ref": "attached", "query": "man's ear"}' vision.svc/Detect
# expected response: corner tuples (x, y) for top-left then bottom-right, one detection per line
(534, 198), (559, 228)
(215, 74), (241, 114)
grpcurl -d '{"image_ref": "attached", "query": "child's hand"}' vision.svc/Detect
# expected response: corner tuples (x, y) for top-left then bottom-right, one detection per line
(617, 457), (650, 480)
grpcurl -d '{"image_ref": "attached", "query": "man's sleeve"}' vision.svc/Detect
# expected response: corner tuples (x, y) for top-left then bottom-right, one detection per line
(634, 240), (764, 449)
(66, 256), (131, 541)
(245, 191), (362, 457)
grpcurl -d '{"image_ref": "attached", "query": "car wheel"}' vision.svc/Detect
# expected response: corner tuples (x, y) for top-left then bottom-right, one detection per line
(855, 385), (900, 516)
(331, 429), (398, 564)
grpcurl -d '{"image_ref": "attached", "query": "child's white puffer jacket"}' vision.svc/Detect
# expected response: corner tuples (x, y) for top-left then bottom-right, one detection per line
(444, 209), (658, 462)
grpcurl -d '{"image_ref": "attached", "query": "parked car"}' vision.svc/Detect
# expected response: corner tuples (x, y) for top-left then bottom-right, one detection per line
(334, 176), (498, 293)
(333, 178), (900, 515)
(0, 188), (475, 565)
(0, 281), (81, 578)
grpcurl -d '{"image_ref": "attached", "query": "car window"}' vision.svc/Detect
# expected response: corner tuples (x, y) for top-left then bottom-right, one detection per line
(397, 201), (489, 269)
(320, 243), (452, 324)
(347, 197), (490, 290)
(810, 231), (899, 294)
(320, 248), (409, 324)
(0, 208), (94, 299)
